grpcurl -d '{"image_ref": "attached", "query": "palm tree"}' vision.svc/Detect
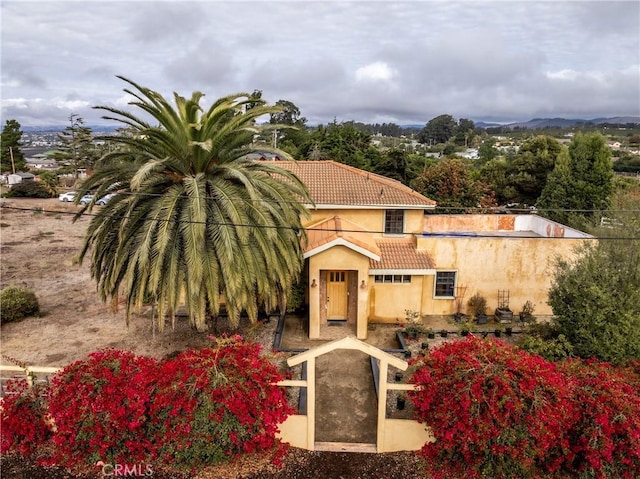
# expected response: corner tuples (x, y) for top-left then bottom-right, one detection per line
(76, 77), (311, 331)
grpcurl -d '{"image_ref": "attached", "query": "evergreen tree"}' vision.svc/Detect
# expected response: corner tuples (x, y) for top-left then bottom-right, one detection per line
(418, 114), (457, 145)
(538, 133), (613, 229)
(505, 135), (561, 206)
(549, 233), (640, 364)
(0, 119), (26, 173)
(55, 115), (98, 178)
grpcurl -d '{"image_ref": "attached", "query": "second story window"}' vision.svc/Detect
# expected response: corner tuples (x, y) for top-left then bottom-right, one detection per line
(384, 210), (404, 234)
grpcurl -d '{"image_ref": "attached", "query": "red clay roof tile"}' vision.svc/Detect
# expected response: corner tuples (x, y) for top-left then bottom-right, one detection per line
(274, 161), (435, 208)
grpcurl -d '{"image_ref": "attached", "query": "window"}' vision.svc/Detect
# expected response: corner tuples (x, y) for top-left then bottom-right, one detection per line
(384, 210), (404, 234)
(374, 274), (411, 284)
(435, 271), (456, 297)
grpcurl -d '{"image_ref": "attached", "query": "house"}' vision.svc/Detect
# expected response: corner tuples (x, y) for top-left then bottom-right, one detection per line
(274, 161), (592, 340)
(7, 172), (36, 185)
(26, 155), (58, 170)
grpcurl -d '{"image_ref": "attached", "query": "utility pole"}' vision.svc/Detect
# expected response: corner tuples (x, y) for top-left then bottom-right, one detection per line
(69, 114), (80, 179)
(9, 146), (15, 173)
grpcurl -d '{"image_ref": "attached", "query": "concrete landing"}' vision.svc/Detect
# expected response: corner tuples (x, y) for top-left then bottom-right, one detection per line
(315, 442), (377, 453)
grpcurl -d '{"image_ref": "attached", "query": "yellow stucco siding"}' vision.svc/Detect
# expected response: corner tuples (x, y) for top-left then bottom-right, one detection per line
(369, 278), (425, 323)
(419, 236), (585, 316)
(304, 208), (424, 235)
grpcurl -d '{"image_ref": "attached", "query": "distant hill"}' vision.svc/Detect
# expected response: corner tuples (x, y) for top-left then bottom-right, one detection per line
(20, 117), (640, 134)
(475, 116), (640, 129)
(21, 125), (118, 133)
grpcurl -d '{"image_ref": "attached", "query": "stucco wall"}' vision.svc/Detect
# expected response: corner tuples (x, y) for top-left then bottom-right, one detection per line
(417, 236), (585, 316)
(424, 214), (517, 232)
(305, 208), (425, 235)
(368, 276), (427, 322)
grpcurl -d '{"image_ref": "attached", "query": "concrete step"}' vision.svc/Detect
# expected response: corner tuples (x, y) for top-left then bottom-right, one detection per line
(314, 442), (377, 453)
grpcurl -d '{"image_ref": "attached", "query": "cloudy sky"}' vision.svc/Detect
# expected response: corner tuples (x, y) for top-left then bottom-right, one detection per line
(2, 0), (639, 128)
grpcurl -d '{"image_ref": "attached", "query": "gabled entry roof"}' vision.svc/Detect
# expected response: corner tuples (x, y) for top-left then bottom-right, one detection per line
(304, 216), (381, 260)
(287, 336), (408, 371)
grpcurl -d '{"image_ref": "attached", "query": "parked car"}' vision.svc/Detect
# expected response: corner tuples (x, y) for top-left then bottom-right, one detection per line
(95, 194), (115, 206)
(58, 191), (77, 202)
(79, 194), (94, 205)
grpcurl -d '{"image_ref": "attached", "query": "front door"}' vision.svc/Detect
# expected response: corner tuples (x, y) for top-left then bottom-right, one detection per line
(327, 271), (348, 320)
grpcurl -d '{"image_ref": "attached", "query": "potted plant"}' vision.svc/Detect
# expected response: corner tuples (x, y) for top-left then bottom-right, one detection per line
(426, 328), (435, 339)
(404, 309), (422, 338)
(468, 293), (489, 324)
(458, 322), (472, 337)
(519, 300), (535, 324)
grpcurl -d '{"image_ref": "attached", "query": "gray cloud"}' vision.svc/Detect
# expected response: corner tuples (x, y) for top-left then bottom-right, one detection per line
(1, 0), (638, 127)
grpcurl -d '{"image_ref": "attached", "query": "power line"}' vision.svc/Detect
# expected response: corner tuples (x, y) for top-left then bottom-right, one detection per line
(2, 204), (639, 241)
(50, 190), (640, 214)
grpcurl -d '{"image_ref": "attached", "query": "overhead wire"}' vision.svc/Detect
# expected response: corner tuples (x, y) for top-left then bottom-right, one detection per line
(45, 189), (640, 214)
(2, 204), (638, 241)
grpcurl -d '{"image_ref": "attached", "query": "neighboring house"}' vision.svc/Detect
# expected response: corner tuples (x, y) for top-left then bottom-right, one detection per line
(274, 160), (592, 340)
(7, 172), (36, 185)
(26, 155), (58, 170)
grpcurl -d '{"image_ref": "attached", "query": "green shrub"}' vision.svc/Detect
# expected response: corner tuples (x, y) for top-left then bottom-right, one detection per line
(517, 322), (574, 362)
(5, 181), (53, 198)
(0, 286), (40, 324)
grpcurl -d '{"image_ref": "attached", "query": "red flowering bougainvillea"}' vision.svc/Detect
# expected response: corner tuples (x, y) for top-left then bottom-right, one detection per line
(0, 378), (52, 456)
(558, 359), (640, 479)
(42, 336), (291, 471)
(408, 337), (576, 479)
(147, 335), (293, 469)
(47, 349), (159, 467)
(409, 337), (640, 479)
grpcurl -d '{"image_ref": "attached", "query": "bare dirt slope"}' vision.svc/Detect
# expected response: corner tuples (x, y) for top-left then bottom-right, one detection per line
(0, 197), (217, 367)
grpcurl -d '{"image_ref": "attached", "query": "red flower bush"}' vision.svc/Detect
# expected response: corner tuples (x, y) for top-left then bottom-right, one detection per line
(147, 335), (293, 469)
(408, 337), (576, 479)
(47, 349), (159, 466)
(409, 338), (640, 479)
(558, 359), (640, 479)
(0, 378), (52, 456)
(42, 337), (291, 471)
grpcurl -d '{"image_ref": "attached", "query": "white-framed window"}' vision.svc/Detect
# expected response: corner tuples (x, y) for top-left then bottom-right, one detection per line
(434, 271), (456, 297)
(384, 210), (404, 234)
(374, 274), (411, 284)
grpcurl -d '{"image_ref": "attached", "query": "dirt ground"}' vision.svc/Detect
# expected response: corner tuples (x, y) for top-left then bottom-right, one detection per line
(0, 197), (229, 367)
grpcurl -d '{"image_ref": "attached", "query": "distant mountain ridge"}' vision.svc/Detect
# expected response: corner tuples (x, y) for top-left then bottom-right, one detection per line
(474, 116), (640, 129)
(19, 116), (640, 133)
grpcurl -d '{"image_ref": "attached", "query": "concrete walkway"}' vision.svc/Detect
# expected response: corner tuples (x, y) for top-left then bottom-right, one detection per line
(314, 349), (378, 444)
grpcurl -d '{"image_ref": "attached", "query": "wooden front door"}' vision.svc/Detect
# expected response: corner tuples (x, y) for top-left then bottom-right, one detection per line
(327, 271), (348, 320)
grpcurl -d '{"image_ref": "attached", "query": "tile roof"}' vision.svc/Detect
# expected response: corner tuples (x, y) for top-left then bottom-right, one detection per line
(274, 161), (436, 208)
(304, 216), (381, 258)
(369, 238), (435, 270)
